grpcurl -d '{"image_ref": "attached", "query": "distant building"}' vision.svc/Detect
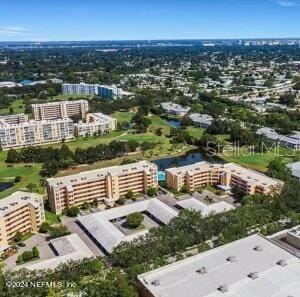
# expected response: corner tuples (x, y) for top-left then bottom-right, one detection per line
(166, 161), (283, 195)
(256, 127), (300, 150)
(32, 100), (89, 121)
(98, 85), (123, 99)
(75, 113), (117, 137)
(62, 82), (98, 95)
(0, 117), (74, 150)
(189, 113), (213, 128)
(161, 102), (190, 116)
(287, 161), (300, 180)
(0, 81), (18, 88)
(0, 191), (45, 246)
(0, 114), (28, 125)
(138, 234), (300, 297)
(46, 161), (158, 214)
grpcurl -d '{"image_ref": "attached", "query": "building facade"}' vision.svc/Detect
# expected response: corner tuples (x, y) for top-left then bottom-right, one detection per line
(161, 102), (190, 116)
(31, 100), (89, 121)
(0, 114), (28, 125)
(47, 161), (158, 214)
(62, 83), (98, 95)
(98, 85), (123, 99)
(0, 191), (45, 246)
(166, 161), (282, 195)
(74, 113), (117, 137)
(0, 117), (74, 150)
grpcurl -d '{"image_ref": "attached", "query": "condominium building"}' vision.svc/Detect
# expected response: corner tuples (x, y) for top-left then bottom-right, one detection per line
(74, 113), (117, 137)
(62, 82), (98, 95)
(165, 161), (283, 195)
(189, 113), (213, 128)
(0, 191), (45, 246)
(0, 117), (74, 150)
(98, 85), (123, 99)
(0, 113), (28, 125)
(47, 161), (158, 214)
(31, 100), (89, 120)
(161, 102), (190, 116)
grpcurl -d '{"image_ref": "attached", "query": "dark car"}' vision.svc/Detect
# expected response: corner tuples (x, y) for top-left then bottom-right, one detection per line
(17, 242), (26, 247)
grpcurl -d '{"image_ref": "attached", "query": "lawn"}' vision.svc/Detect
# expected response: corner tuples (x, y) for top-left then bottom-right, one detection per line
(186, 126), (205, 140)
(50, 94), (93, 101)
(45, 210), (60, 225)
(112, 111), (135, 123)
(220, 147), (294, 172)
(0, 99), (26, 115)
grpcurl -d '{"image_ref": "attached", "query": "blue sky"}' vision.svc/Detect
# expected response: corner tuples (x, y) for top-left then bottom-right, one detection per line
(0, 0), (300, 41)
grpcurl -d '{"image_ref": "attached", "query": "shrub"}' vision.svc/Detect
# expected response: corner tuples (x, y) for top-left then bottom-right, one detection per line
(126, 212), (144, 229)
(81, 202), (89, 210)
(147, 187), (157, 197)
(22, 251), (33, 262)
(16, 255), (24, 264)
(14, 175), (22, 183)
(116, 197), (125, 205)
(14, 231), (22, 242)
(49, 225), (70, 239)
(125, 190), (134, 199)
(39, 222), (50, 233)
(32, 246), (39, 258)
(66, 206), (80, 217)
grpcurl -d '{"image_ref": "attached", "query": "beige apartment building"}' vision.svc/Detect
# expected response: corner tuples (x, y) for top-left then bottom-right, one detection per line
(47, 161), (158, 214)
(31, 100), (89, 120)
(74, 112), (117, 137)
(166, 161), (283, 195)
(0, 117), (74, 150)
(0, 191), (45, 246)
(0, 113), (28, 125)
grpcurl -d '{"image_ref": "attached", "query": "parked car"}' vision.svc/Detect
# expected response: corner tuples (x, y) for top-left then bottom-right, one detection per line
(17, 242), (26, 247)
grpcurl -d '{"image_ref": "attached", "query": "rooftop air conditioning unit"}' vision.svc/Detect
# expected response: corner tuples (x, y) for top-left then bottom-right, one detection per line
(248, 272), (258, 279)
(277, 259), (288, 267)
(254, 245), (263, 252)
(218, 284), (228, 293)
(151, 280), (160, 286)
(226, 256), (237, 263)
(196, 267), (207, 274)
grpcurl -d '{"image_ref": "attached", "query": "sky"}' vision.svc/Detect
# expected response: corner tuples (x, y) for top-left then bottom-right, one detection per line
(0, 0), (300, 41)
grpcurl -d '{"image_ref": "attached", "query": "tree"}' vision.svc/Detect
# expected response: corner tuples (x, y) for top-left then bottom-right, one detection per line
(82, 202), (89, 210)
(116, 197), (126, 205)
(8, 106), (14, 114)
(66, 206), (80, 217)
(125, 190), (134, 199)
(32, 246), (40, 258)
(147, 187), (157, 197)
(39, 222), (50, 233)
(155, 128), (163, 136)
(126, 212), (144, 229)
(267, 158), (291, 181)
(26, 183), (38, 192)
(16, 255), (24, 264)
(6, 149), (20, 163)
(49, 225), (70, 239)
(14, 175), (22, 183)
(21, 251), (34, 262)
(14, 231), (22, 242)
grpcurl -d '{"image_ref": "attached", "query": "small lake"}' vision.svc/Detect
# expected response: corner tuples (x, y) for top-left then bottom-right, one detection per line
(164, 119), (181, 128)
(0, 182), (13, 192)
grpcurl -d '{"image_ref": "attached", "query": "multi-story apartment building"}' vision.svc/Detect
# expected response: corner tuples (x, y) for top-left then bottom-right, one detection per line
(47, 161), (158, 214)
(62, 83), (98, 95)
(0, 113), (28, 125)
(74, 113), (117, 137)
(166, 161), (283, 195)
(0, 191), (45, 246)
(98, 85), (123, 99)
(0, 117), (74, 150)
(31, 100), (89, 120)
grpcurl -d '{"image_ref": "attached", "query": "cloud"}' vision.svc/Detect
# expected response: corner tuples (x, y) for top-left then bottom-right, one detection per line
(0, 26), (30, 35)
(271, 0), (300, 7)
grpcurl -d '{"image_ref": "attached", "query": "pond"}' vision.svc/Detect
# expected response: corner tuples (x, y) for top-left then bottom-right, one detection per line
(164, 119), (181, 128)
(0, 182), (13, 192)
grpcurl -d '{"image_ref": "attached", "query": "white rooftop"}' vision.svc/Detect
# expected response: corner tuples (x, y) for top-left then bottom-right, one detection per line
(288, 226), (300, 238)
(138, 234), (300, 297)
(0, 191), (43, 218)
(287, 161), (300, 179)
(78, 198), (178, 254)
(176, 198), (235, 217)
(25, 234), (94, 270)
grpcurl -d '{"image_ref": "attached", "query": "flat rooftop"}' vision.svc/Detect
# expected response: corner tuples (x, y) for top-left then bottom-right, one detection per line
(176, 198), (235, 217)
(78, 198), (178, 254)
(26, 234), (94, 270)
(138, 234), (300, 297)
(166, 161), (282, 188)
(47, 160), (156, 188)
(0, 191), (42, 218)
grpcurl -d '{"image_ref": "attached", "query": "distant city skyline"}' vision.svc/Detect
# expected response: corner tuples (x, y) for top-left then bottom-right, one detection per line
(1, 0), (300, 41)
